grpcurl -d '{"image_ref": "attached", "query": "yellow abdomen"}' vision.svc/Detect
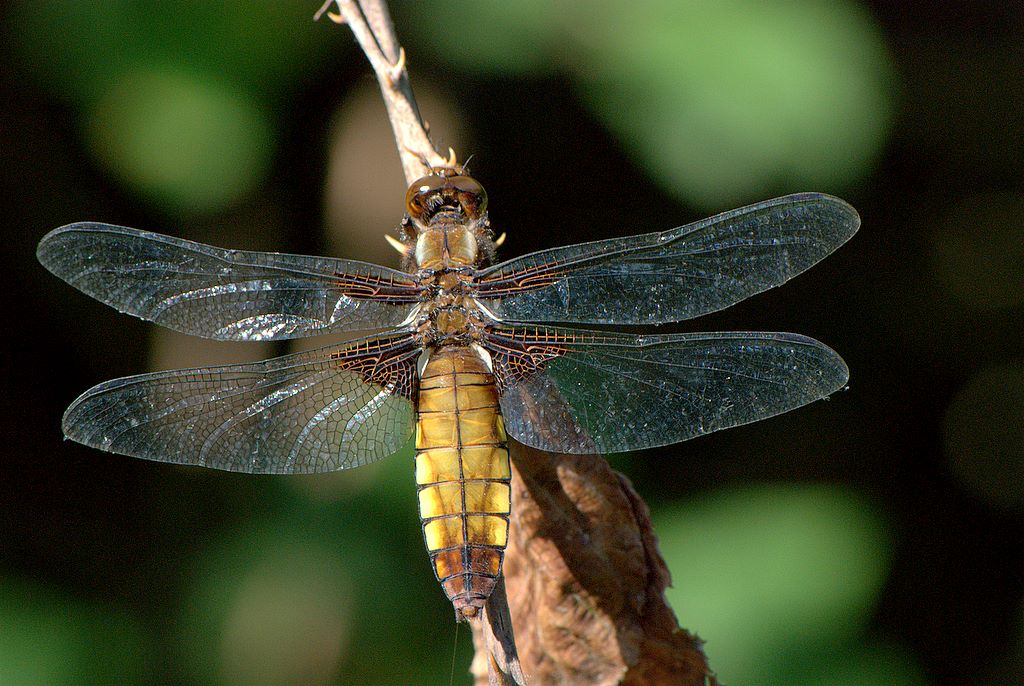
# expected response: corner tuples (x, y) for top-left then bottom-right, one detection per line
(415, 345), (511, 620)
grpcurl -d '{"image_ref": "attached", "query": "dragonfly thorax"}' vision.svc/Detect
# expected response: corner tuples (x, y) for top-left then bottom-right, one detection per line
(414, 226), (478, 270)
(417, 291), (494, 346)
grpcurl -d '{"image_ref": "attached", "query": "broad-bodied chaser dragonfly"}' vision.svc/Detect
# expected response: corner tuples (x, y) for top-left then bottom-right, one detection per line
(38, 168), (858, 620)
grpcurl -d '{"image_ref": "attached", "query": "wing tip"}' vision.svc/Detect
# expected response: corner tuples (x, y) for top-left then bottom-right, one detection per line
(801, 336), (850, 397)
(784, 191), (861, 242)
(821, 349), (851, 396)
(762, 331), (850, 396)
(60, 387), (102, 446)
(36, 225), (72, 270)
(37, 222), (119, 270)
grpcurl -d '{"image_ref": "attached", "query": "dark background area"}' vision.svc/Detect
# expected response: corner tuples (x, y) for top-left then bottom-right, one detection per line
(1, 2), (1022, 684)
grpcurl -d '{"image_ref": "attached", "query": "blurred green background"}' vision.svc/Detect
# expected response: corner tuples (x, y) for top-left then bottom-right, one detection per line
(1, 1), (1022, 684)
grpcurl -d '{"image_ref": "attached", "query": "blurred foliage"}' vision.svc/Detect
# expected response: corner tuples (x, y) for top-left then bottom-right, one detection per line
(944, 363), (1024, 510)
(0, 577), (152, 685)
(171, 448), (472, 686)
(8, 1), (329, 102)
(402, 0), (895, 209)
(657, 483), (922, 685)
(85, 69), (273, 213)
(7, 0), (333, 215)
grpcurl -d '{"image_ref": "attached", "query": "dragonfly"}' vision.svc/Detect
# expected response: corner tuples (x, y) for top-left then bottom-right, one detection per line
(38, 168), (858, 621)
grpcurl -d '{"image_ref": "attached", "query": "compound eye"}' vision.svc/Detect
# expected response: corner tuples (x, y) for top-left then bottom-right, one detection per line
(405, 175), (446, 219)
(448, 175), (488, 218)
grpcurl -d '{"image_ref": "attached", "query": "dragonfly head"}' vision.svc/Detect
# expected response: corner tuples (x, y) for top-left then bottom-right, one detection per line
(405, 170), (488, 224)
(401, 170), (499, 270)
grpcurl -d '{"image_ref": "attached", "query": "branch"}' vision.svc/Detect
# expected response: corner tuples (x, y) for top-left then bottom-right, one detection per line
(318, 3), (716, 684)
(316, 0), (449, 184)
(317, 2), (524, 683)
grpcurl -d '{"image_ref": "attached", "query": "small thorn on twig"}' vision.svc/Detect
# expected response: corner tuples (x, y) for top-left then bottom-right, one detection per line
(403, 146), (443, 175)
(404, 145), (428, 167)
(446, 147), (459, 168)
(384, 234), (408, 254)
(494, 232), (507, 247)
(313, 0), (344, 23)
(386, 47), (407, 85)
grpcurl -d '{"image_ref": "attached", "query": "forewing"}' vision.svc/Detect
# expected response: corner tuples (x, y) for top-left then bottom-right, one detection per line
(61, 333), (420, 473)
(38, 223), (422, 340)
(475, 193), (858, 325)
(486, 326), (848, 454)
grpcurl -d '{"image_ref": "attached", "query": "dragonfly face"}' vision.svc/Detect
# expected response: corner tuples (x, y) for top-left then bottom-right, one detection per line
(401, 170), (495, 272)
(37, 170), (859, 620)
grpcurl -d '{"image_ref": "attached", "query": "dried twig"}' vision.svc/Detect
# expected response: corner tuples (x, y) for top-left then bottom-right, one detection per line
(317, 1), (525, 683)
(318, 2), (715, 684)
(316, 0), (447, 182)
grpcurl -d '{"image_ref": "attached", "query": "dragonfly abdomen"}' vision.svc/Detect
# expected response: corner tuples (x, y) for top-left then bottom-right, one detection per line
(415, 345), (511, 620)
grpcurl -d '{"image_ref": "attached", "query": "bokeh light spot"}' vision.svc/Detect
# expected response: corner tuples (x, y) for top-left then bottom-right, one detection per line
(944, 362), (1024, 510)
(181, 531), (353, 686)
(931, 193), (1024, 311)
(658, 483), (891, 684)
(218, 557), (349, 686)
(85, 68), (274, 214)
(572, 0), (895, 209)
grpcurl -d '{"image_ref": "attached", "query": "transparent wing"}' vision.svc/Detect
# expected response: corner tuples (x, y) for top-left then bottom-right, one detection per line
(485, 326), (848, 454)
(38, 223), (423, 340)
(475, 193), (858, 325)
(61, 332), (420, 473)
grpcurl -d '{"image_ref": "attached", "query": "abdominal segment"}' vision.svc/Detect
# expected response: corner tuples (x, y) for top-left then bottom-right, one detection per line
(415, 346), (511, 620)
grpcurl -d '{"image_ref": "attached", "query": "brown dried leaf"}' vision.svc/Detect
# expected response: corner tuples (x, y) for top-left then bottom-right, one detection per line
(471, 443), (717, 686)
